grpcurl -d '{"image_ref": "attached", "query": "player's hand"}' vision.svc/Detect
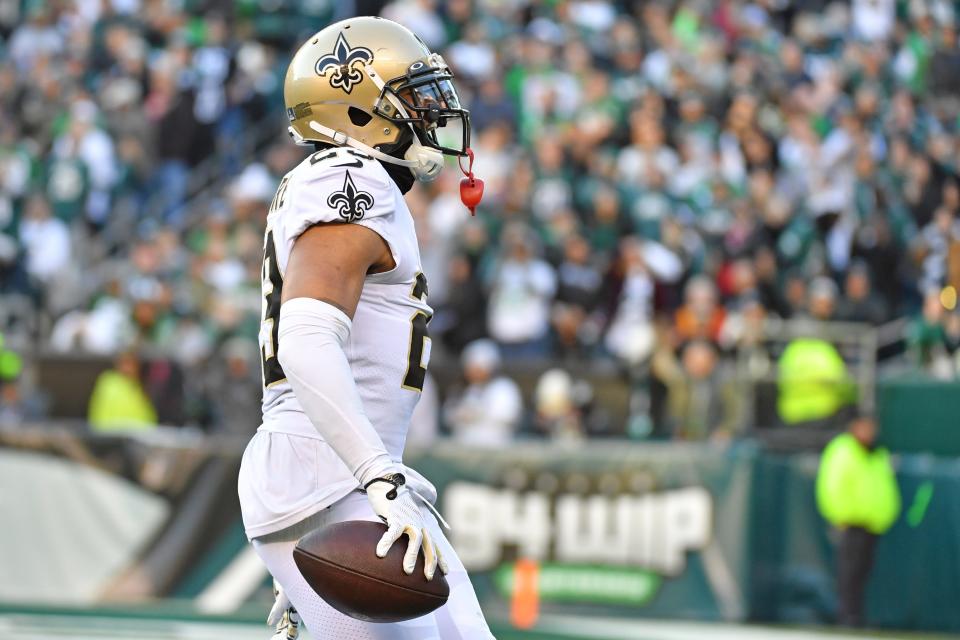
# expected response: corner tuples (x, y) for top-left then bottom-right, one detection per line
(363, 473), (448, 580)
(267, 580), (299, 639)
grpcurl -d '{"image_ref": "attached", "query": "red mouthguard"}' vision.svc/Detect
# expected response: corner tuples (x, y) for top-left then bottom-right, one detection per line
(458, 148), (484, 216)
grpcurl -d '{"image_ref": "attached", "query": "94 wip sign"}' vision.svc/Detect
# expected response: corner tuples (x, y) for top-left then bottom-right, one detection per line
(443, 482), (713, 606)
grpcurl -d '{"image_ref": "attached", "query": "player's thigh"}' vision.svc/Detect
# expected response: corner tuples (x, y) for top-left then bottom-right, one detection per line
(422, 513), (496, 640)
(252, 536), (382, 640)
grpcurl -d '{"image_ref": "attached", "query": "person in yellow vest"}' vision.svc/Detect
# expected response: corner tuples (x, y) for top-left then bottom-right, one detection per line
(88, 351), (158, 431)
(816, 413), (900, 627)
(778, 337), (856, 426)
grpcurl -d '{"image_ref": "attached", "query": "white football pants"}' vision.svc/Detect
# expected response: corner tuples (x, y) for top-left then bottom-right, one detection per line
(252, 491), (495, 640)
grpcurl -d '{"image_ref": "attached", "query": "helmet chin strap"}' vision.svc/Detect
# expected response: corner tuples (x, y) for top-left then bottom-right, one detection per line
(306, 120), (443, 181)
(306, 120), (417, 167)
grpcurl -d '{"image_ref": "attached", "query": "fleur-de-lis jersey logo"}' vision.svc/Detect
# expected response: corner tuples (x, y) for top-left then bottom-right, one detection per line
(327, 171), (374, 222)
(315, 33), (374, 94)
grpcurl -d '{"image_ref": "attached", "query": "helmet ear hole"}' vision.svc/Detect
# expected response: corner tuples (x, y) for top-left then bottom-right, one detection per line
(348, 107), (373, 127)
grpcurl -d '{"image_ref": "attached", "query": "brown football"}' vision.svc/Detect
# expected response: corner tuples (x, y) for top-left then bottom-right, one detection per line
(293, 520), (450, 623)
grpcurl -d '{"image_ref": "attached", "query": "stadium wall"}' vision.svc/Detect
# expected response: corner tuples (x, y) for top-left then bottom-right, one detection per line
(1, 433), (958, 632)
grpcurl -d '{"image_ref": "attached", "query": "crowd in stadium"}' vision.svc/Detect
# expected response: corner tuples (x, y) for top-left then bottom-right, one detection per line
(1, 0), (959, 440)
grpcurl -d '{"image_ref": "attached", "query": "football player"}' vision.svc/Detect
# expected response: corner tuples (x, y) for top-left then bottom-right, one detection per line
(237, 16), (494, 640)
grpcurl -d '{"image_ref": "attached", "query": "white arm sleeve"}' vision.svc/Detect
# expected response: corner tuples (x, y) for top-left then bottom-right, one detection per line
(277, 297), (396, 486)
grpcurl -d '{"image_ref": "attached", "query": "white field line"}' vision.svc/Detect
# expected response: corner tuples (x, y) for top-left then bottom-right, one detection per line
(534, 615), (925, 640)
(195, 547), (269, 615)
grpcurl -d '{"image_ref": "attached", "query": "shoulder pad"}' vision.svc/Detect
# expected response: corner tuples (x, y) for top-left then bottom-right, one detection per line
(288, 146), (393, 196)
(273, 147), (395, 248)
(299, 147), (382, 180)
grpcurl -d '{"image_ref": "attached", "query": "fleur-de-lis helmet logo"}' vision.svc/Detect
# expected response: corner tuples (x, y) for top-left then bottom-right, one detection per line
(327, 171), (374, 222)
(315, 33), (374, 94)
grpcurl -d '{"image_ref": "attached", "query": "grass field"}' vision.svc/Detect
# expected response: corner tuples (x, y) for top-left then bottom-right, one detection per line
(1, 611), (955, 640)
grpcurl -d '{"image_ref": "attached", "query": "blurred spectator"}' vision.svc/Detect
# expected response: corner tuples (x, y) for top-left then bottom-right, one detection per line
(0, 334), (31, 425)
(783, 273), (810, 319)
(604, 238), (662, 366)
(468, 77), (516, 133)
(443, 340), (522, 446)
(617, 111), (678, 187)
(653, 339), (742, 442)
(446, 23), (496, 81)
(49, 279), (132, 355)
(816, 413), (900, 628)
(148, 56), (197, 225)
(202, 337), (261, 433)
(139, 356), (187, 426)
(675, 275), (726, 343)
(807, 277), (839, 323)
(381, 0), (446, 50)
(7, 8), (62, 73)
(18, 195), (71, 290)
(777, 338), (856, 428)
(835, 262), (888, 325)
(852, 0), (895, 42)
(88, 351), (158, 432)
(915, 206), (960, 293)
(51, 99), (118, 225)
(435, 253), (487, 354)
(407, 372), (440, 450)
(907, 289), (956, 377)
(533, 368), (583, 442)
(0, 378), (24, 425)
(944, 311), (960, 376)
(0, 0), (957, 436)
(555, 235), (603, 310)
(551, 234), (603, 359)
(486, 226), (556, 358)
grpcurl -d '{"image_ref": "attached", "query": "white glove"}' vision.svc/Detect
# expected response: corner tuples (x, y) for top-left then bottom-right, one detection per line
(267, 580), (299, 639)
(363, 473), (448, 580)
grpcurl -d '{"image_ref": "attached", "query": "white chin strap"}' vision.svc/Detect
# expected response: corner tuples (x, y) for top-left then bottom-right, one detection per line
(303, 121), (443, 182)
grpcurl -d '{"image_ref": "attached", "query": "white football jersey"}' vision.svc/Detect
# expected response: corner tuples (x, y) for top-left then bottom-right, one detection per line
(239, 147), (434, 538)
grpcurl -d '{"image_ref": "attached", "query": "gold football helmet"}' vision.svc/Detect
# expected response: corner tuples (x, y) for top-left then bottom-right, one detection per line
(284, 16), (471, 180)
